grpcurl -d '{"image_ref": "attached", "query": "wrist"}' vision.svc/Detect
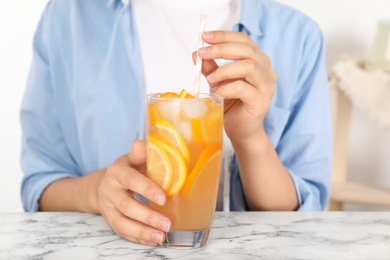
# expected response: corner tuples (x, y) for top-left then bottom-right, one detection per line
(81, 169), (106, 214)
(231, 127), (268, 154)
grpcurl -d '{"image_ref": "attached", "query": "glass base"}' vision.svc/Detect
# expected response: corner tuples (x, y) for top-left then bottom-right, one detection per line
(164, 228), (210, 249)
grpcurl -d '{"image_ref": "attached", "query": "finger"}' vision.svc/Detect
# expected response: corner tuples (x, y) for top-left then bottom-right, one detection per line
(203, 31), (257, 47)
(107, 206), (166, 245)
(99, 200), (160, 246)
(125, 140), (146, 174)
(117, 219), (166, 245)
(206, 60), (263, 89)
(113, 165), (167, 206)
(100, 194), (163, 246)
(108, 187), (172, 233)
(198, 42), (260, 61)
(214, 80), (261, 108)
(192, 51), (219, 77)
(132, 239), (159, 247)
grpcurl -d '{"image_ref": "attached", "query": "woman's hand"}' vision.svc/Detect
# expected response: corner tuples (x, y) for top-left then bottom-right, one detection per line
(97, 140), (172, 246)
(193, 31), (277, 147)
(193, 31), (298, 211)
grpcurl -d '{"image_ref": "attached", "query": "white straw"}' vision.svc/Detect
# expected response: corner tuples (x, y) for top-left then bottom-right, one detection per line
(193, 14), (206, 98)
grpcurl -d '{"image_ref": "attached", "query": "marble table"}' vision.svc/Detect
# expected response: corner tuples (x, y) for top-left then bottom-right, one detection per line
(1, 212), (389, 259)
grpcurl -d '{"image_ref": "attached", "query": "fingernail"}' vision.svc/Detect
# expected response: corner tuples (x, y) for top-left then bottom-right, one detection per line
(203, 32), (214, 39)
(151, 232), (164, 243)
(198, 46), (210, 54)
(159, 220), (171, 232)
(207, 72), (215, 82)
(155, 194), (165, 206)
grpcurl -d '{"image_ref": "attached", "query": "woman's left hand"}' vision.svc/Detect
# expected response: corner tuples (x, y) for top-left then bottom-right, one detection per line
(193, 31), (277, 146)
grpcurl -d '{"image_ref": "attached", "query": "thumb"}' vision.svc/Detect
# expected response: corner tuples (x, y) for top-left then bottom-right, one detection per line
(126, 140), (146, 174)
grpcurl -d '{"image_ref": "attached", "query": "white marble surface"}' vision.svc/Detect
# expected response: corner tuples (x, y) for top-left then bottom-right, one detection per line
(1, 212), (390, 259)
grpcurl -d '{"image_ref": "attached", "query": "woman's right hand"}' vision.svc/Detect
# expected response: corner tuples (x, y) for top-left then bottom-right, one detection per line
(97, 140), (172, 246)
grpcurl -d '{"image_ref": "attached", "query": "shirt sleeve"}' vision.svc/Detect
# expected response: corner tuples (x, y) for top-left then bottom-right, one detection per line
(277, 25), (332, 211)
(20, 3), (80, 212)
(229, 24), (332, 212)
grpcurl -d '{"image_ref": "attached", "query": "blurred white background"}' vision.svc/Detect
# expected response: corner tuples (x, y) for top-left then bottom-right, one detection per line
(1, 0), (390, 212)
(0, 0), (49, 212)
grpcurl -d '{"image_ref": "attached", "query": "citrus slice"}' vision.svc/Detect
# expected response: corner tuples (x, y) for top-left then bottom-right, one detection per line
(149, 135), (187, 196)
(192, 112), (223, 145)
(155, 119), (190, 164)
(161, 92), (180, 98)
(149, 104), (160, 125)
(192, 119), (205, 145)
(179, 89), (195, 99)
(146, 138), (173, 192)
(181, 145), (222, 195)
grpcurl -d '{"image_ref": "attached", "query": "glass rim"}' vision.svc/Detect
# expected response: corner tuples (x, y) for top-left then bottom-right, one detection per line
(147, 92), (223, 101)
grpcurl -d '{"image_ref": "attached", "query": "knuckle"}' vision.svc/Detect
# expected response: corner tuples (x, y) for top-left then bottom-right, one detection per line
(215, 68), (225, 80)
(106, 163), (118, 176)
(239, 32), (250, 41)
(145, 210), (157, 226)
(216, 30), (226, 41)
(131, 237), (145, 245)
(138, 227), (148, 240)
(121, 154), (134, 167)
(271, 70), (278, 82)
(249, 45), (258, 56)
(115, 229), (125, 238)
(237, 81), (246, 93)
(144, 182), (157, 196)
(270, 85), (276, 96)
(212, 44), (222, 55)
(118, 198), (129, 213)
(267, 56), (272, 65)
(267, 68), (278, 84)
(110, 216), (121, 232)
(245, 59), (257, 72)
(97, 179), (111, 201)
(97, 185), (105, 200)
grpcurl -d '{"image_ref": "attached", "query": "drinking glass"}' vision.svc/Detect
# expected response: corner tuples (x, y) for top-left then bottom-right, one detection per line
(146, 92), (223, 248)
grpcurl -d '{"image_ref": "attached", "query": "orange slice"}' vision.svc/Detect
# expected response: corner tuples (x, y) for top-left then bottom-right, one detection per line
(155, 119), (190, 164)
(149, 135), (187, 196)
(181, 145), (222, 195)
(161, 92), (180, 98)
(179, 89), (195, 99)
(146, 138), (173, 192)
(149, 104), (160, 125)
(192, 112), (223, 145)
(192, 119), (205, 145)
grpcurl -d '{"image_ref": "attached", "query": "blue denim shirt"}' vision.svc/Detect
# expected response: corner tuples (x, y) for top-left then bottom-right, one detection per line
(21, 0), (332, 212)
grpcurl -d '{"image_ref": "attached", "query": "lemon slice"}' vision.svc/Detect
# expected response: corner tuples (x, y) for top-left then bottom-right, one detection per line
(149, 135), (187, 196)
(146, 138), (173, 192)
(155, 119), (190, 164)
(181, 146), (222, 195)
(179, 89), (195, 99)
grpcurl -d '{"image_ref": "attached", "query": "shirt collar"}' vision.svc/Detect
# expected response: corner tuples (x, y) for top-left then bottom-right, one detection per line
(107, 0), (263, 37)
(235, 0), (264, 37)
(107, 0), (128, 7)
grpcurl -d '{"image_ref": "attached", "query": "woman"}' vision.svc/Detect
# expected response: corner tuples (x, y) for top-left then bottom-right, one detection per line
(21, 0), (332, 246)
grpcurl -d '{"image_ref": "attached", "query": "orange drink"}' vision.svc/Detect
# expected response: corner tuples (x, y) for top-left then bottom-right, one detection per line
(146, 90), (223, 248)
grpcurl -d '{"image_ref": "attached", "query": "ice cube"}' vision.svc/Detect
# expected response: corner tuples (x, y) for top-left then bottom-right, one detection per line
(175, 121), (192, 143)
(157, 100), (181, 124)
(182, 99), (208, 119)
